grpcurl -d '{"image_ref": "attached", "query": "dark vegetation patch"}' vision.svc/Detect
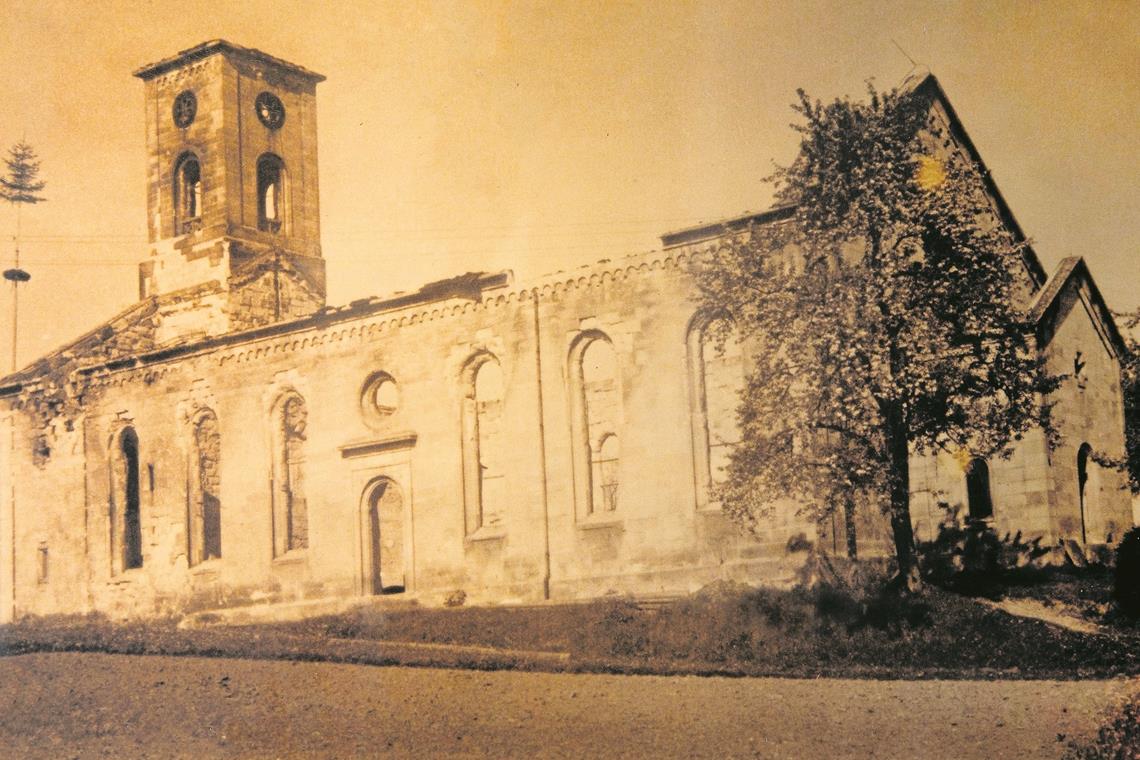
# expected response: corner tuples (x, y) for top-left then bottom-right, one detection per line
(917, 518), (1140, 631)
(4, 570), (1137, 680)
(1063, 691), (1140, 759)
(1113, 526), (1140, 620)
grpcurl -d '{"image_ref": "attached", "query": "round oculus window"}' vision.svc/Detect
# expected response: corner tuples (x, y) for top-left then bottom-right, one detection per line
(172, 91), (197, 128)
(255, 91), (286, 130)
(361, 372), (399, 427)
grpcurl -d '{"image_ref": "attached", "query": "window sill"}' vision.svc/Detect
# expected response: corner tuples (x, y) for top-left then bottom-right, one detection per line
(272, 550), (308, 566)
(189, 558), (222, 576)
(465, 527), (507, 544)
(577, 515), (623, 531)
(177, 217), (203, 235)
(696, 502), (726, 516)
(109, 567), (145, 585)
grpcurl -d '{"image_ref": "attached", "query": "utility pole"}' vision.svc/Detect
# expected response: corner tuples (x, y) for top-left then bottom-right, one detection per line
(3, 206), (31, 373)
(0, 141), (46, 374)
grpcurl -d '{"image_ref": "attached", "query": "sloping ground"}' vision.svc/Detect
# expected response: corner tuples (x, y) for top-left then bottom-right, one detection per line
(3, 585), (1138, 679)
(983, 597), (1108, 636)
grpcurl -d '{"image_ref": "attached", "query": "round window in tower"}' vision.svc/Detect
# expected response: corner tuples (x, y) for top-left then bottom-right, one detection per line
(172, 91), (197, 128)
(255, 91), (286, 130)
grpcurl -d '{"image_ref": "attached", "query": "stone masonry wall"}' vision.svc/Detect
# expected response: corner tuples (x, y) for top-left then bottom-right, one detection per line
(3, 250), (819, 619)
(4, 245), (1131, 620)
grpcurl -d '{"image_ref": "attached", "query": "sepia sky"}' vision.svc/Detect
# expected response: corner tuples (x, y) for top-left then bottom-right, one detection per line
(0, 0), (1136, 367)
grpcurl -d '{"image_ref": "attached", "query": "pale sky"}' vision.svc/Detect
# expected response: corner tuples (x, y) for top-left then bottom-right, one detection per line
(1, 0), (1136, 367)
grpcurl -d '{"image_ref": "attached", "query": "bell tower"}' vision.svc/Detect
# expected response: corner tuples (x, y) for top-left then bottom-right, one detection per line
(134, 41), (326, 342)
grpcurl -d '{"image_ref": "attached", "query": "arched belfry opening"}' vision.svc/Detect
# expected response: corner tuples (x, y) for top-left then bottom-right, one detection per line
(173, 152), (202, 234)
(257, 153), (287, 233)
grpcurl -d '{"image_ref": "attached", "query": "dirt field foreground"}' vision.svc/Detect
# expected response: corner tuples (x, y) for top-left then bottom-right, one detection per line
(0, 652), (1134, 759)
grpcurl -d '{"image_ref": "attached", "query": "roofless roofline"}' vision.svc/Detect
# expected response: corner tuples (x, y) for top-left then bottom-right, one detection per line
(660, 205), (795, 249)
(0, 271), (509, 398)
(133, 39), (326, 83)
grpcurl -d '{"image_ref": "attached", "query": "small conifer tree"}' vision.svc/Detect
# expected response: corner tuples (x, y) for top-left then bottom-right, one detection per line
(0, 140), (48, 205)
(1, 139), (48, 371)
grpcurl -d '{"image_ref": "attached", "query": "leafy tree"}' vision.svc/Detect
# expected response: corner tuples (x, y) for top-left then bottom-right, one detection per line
(0, 140), (47, 205)
(695, 83), (1058, 589)
(1118, 309), (1140, 494)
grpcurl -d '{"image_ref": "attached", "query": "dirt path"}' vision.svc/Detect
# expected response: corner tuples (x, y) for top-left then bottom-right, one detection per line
(0, 652), (1133, 759)
(983, 597), (1109, 636)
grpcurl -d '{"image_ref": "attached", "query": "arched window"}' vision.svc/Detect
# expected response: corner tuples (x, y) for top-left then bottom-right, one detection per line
(110, 427), (143, 574)
(257, 153), (287, 233)
(593, 433), (620, 513)
(272, 394), (308, 556)
(1077, 443), (1093, 544)
(569, 333), (623, 518)
(189, 410), (222, 565)
(686, 314), (745, 508)
(461, 354), (505, 534)
(965, 457), (993, 521)
(174, 152), (202, 234)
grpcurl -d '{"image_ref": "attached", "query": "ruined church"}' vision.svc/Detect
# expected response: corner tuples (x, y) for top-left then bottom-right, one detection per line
(0, 41), (1131, 621)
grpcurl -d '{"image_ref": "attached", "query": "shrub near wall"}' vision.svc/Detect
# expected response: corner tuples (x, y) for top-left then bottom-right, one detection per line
(1114, 526), (1140, 618)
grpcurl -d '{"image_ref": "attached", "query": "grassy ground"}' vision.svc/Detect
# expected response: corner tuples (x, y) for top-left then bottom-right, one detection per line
(2, 577), (1138, 679)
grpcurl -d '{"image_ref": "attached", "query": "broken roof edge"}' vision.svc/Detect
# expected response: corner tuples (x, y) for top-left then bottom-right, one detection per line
(0, 270), (511, 399)
(133, 39), (326, 83)
(908, 74), (1046, 287)
(1030, 256), (1128, 359)
(0, 295), (163, 388)
(660, 205), (796, 249)
(659, 74), (1048, 289)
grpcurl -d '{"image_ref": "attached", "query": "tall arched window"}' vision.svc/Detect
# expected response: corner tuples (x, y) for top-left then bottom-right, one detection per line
(569, 333), (623, 518)
(174, 152), (202, 234)
(1077, 442), (1093, 544)
(965, 457), (993, 521)
(256, 153), (287, 233)
(686, 314), (745, 508)
(110, 427), (143, 574)
(272, 393), (308, 556)
(189, 410), (222, 565)
(461, 354), (505, 535)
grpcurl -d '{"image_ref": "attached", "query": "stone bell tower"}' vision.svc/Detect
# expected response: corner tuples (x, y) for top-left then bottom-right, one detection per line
(134, 40), (326, 343)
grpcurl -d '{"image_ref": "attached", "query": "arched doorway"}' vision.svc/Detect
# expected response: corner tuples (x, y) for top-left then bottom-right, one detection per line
(965, 458), (993, 522)
(364, 478), (405, 594)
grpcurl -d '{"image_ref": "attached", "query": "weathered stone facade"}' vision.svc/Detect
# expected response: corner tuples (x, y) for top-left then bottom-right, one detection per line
(0, 43), (1131, 621)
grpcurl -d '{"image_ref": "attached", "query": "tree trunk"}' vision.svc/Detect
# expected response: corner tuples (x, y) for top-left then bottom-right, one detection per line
(844, 494), (858, 559)
(885, 399), (921, 591)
